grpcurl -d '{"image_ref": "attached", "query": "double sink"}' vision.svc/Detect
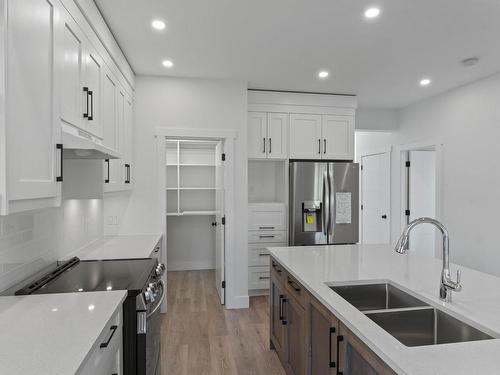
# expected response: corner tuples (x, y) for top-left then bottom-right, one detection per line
(329, 282), (494, 347)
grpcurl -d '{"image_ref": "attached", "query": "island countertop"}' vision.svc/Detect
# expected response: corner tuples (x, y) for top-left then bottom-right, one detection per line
(0, 290), (127, 375)
(268, 244), (500, 375)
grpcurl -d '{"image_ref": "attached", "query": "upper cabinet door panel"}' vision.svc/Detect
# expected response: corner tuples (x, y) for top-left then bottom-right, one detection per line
(322, 115), (354, 160)
(289, 114), (322, 159)
(267, 113), (288, 160)
(248, 112), (267, 159)
(84, 44), (103, 138)
(102, 67), (117, 150)
(7, 0), (60, 201)
(59, 9), (84, 130)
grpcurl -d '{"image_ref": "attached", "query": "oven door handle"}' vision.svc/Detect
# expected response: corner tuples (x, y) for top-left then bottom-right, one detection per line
(146, 279), (165, 319)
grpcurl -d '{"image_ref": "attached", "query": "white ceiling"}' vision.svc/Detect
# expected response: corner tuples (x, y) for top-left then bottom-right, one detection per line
(95, 0), (500, 108)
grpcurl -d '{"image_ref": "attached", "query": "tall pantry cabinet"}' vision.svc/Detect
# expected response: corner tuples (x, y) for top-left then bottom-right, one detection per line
(0, 0), (135, 215)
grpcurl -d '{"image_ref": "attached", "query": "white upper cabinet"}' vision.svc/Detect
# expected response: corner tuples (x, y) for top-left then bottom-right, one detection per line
(59, 9), (85, 130)
(289, 114), (322, 159)
(248, 112), (267, 159)
(83, 44), (103, 138)
(1, 0), (61, 214)
(248, 112), (288, 160)
(267, 113), (288, 159)
(321, 115), (354, 160)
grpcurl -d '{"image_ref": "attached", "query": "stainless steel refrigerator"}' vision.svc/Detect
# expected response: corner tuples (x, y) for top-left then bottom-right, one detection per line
(289, 161), (359, 245)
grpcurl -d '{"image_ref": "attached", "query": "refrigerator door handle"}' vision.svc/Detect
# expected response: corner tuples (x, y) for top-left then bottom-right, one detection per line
(323, 169), (329, 236)
(328, 164), (335, 242)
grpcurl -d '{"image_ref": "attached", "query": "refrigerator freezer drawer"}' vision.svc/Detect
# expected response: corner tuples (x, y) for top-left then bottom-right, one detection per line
(249, 231), (287, 244)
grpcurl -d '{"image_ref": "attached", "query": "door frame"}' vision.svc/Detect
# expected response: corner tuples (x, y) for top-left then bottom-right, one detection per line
(359, 146), (392, 244)
(155, 127), (237, 309)
(395, 139), (443, 257)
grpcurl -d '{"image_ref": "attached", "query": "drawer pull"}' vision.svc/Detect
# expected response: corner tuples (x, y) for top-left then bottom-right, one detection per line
(259, 276), (270, 280)
(287, 278), (301, 293)
(100, 325), (118, 348)
(259, 235), (275, 239)
(258, 253), (270, 257)
(259, 226), (275, 230)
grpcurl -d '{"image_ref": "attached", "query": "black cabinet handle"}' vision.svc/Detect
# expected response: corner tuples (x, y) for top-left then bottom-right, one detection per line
(83, 87), (89, 118)
(100, 325), (118, 348)
(263, 138), (266, 153)
(318, 139), (321, 154)
(259, 235), (275, 239)
(337, 335), (344, 375)
(287, 277), (301, 293)
(329, 326), (336, 368)
(88, 90), (94, 121)
(278, 294), (284, 320)
(104, 159), (110, 183)
(269, 138), (272, 154)
(124, 164), (130, 184)
(259, 226), (275, 230)
(324, 139), (327, 154)
(281, 298), (287, 325)
(259, 276), (270, 280)
(56, 144), (63, 182)
(258, 253), (269, 257)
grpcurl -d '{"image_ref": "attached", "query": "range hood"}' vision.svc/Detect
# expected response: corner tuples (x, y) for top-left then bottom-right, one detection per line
(62, 129), (121, 159)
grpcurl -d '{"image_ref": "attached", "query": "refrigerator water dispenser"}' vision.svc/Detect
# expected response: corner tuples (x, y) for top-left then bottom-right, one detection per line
(302, 201), (323, 232)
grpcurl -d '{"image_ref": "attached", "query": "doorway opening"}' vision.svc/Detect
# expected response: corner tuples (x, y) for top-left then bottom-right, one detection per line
(165, 138), (226, 305)
(399, 143), (441, 257)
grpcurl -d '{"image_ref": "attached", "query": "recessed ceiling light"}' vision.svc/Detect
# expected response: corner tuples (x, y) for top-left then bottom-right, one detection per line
(318, 71), (329, 79)
(88, 305), (95, 311)
(364, 7), (381, 19)
(420, 78), (431, 86)
(151, 20), (166, 30)
(106, 286), (113, 291)
(162, 60), (174, 68)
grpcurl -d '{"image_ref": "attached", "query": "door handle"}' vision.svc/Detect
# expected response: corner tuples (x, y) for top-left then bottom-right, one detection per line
(381, 214), (387, 219)
(329, 326), (336, 368)
(104, 159), (110, 183)
(269, 138), (272, 154)
(83, 87), (90, 118)
(324, 139), (327, 154)
(56, 144), (63, 182)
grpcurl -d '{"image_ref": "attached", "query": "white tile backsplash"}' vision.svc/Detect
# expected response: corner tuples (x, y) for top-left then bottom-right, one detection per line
(0, 199), (103, 292)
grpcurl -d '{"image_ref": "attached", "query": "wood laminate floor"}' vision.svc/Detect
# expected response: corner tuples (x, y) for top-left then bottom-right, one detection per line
(161, 270), (286, 375)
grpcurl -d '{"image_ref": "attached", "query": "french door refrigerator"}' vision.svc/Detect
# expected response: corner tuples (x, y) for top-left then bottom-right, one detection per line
(289, 161), (359, 245)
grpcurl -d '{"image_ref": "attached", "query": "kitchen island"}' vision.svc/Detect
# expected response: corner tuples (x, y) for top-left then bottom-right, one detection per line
(268, 244), (500, 375)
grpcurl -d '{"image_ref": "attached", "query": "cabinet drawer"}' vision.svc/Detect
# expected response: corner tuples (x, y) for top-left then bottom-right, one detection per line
(249, 266), (271, 290)
(285, 273), (306, 308)
(248, 231), (287, 244)
(248, 204), (286, 231)
(248, 243), (286, 266)
(77, 307), (123, 375)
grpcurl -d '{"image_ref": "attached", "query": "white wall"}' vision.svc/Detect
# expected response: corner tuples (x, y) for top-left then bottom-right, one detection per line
(0, 199), (103, 292)
(355, 131), (393, 162)
(106, 76), (249, 308)
(388, 73), (500, 276)
(356, 108), (398, 131)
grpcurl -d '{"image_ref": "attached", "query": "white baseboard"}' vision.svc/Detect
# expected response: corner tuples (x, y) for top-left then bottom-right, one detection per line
(167, 260), (215, 271)
(226, 294), (250, 309)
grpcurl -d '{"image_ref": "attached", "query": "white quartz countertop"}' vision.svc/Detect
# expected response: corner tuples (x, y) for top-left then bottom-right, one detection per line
(0, 291), (126, 375)
(72, 234), (162, 260)
(268, 244), (500, 375)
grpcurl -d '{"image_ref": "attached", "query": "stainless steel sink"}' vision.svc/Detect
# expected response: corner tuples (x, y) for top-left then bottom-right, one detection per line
(366, 308), (494, 347)
(330, 282), (429, 311)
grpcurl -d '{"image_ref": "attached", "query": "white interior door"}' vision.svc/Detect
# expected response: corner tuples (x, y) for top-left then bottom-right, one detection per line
(408, 150), (436, 257)
(215, 141), (226, 304)
(361, 152), (391, 244)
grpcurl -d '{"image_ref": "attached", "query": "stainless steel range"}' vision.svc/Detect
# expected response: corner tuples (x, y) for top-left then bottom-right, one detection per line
(14, 257), (165, 375)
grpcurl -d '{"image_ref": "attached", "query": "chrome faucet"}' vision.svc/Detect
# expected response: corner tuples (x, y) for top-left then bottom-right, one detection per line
(394, 217), (462, 302)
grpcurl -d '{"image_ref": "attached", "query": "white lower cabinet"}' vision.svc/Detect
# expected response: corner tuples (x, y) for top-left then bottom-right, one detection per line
(77, 306), (123, 375)
(248, 203), (287, 292)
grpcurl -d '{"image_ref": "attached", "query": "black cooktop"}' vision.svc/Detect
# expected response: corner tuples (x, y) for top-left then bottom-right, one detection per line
(15, 258), (157, 296)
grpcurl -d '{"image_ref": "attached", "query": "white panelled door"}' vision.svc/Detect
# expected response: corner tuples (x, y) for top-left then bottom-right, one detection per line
(267, 113), (288, 159)
(322, 115), (354, 160)
(408, 150), (436, 257)
(361, 151), (391, 244)
(83, 44), (103, 138)
(248, 112), (267, 159)
(289, 114), (322, 159)
(215, 141), (226, 304)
